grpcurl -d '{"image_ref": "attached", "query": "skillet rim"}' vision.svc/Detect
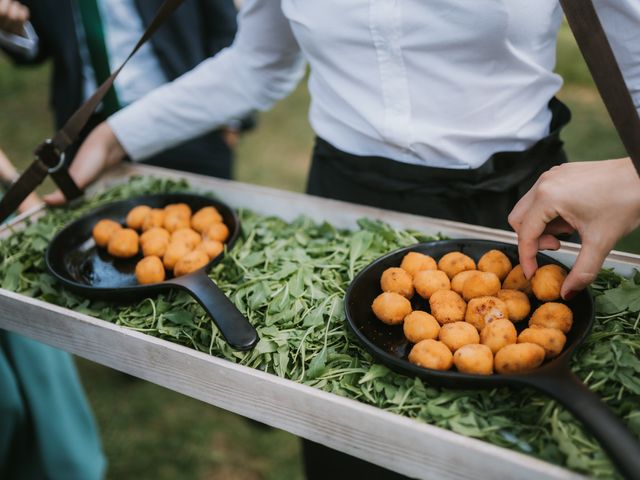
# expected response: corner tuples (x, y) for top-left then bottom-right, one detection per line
(344, 238), (595, 385)
(44, 192), (240, 295)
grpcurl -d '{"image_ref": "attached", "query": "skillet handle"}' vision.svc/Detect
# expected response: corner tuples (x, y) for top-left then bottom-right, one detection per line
(167, 269), (258, 351)
(521, 368), (640, 480)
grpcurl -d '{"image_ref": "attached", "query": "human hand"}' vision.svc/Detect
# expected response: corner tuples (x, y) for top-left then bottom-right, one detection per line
(221, 128), (240, 150)
(44, 122), (126, 205)
(0, 0), (29, 36)
(508, 158), (640, 299)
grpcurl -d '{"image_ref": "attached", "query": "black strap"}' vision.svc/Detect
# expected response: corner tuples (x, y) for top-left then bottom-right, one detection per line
(560, 0), (640, 176)
(0, 0), (186, 224)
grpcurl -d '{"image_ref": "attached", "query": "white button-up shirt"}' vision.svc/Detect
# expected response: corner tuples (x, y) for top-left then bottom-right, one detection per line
(109, 0), (640, 169)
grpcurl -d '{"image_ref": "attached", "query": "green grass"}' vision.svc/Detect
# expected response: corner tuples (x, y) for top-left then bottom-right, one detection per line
(0, 23), (638, 479)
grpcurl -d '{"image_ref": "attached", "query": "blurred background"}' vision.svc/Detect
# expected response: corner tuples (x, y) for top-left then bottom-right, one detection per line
(1, 23), (638, 480)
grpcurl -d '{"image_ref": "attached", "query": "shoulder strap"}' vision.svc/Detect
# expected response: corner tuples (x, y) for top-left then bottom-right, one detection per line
(560, 0), (640, 176)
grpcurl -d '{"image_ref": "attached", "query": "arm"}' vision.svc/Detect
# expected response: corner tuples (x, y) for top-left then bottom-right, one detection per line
(45, 0), (305, 203)
(508, 159), (640, 299)
(108, 0), (304, 160)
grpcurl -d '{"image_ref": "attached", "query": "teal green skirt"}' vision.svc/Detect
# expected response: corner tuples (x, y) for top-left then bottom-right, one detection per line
(0, 330), (106, 479)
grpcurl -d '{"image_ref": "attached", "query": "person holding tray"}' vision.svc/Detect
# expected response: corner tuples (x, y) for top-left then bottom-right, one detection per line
(43, 1), (640, 478)
(0, 149), (106, 480)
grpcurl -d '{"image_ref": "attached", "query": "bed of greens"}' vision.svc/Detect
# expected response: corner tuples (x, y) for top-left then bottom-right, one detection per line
(1, 176), (638, 478)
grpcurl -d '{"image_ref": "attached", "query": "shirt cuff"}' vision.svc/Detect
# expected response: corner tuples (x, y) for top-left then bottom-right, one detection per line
(0, 21), (39, 60)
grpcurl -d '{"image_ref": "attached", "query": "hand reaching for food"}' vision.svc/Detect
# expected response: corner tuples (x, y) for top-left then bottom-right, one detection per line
(509, 158), (640, 299)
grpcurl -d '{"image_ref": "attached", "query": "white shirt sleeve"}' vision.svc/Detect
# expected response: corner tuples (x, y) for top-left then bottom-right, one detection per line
(0, 21), (38, 60)
(593, 0), (640, 113)
(108, 0), (306, 161)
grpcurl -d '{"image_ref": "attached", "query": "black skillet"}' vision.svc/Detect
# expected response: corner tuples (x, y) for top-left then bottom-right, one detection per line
(345, 239), (640, 479)
(46, 193), (258, 351)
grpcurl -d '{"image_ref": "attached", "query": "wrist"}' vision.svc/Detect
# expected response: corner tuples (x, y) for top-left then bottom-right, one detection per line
(97, 122), (126, 167)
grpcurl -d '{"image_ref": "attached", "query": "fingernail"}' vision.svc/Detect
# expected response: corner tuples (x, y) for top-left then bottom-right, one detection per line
(563, 290), (577, 301)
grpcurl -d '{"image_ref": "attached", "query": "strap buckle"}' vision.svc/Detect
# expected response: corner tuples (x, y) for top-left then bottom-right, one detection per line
(34, 138), (66, 173)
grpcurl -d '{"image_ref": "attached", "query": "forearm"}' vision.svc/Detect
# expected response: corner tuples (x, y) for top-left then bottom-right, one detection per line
(108, 0), (305, 161)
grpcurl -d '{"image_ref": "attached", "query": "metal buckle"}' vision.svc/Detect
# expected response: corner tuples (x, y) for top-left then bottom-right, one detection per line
(34, 138), (66, 173)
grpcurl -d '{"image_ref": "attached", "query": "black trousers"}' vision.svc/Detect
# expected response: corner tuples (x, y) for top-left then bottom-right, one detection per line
(302, 99), (571, 480)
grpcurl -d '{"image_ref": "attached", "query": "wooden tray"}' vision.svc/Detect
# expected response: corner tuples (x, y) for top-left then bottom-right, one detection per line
(2, 163), (638, 479)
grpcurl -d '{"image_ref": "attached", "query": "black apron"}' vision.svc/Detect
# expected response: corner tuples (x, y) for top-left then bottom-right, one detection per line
(302, 99), (571, 480)
(306, 98), (571, 230)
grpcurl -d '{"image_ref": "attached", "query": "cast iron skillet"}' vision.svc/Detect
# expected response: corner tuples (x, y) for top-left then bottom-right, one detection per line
(46, 193), (258, 351)
(345, 239), (640, 479)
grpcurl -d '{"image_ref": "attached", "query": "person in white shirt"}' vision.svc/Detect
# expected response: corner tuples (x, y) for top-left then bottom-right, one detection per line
(40, 0), (640, 478)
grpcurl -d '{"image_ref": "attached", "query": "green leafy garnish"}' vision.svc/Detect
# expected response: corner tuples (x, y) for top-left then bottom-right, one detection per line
(0, 176), (638, 479)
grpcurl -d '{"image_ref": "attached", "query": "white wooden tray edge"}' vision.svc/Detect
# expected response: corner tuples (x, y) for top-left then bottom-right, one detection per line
(0, 288), (583, 480)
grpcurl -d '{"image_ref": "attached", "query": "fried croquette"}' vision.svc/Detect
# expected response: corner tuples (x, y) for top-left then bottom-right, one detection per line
(380, 267), (414, 299)
(141, 209), (166, 231)
(191, 206), (223, 233)
(451, 270), (480, 295)
(92, 219), (122, 247)
(529, 302), (573, 333)
(429, 289), (467, 325)
(171, 228), (202, 250)
(125, 205), (152, 230)
(403, 311), (440, 343)
(477, 249), (512, 281)
(480, 318), (517, 354)
(197, 240), (224, 260)
(518, 326), (566, 359)
(414, 270), (450, 300)
(437, 252), (476, 279)
(502, 264), (532, 294)
(141, 235), (169, 257)
(174, 250), (210, 277)
(465, 296), (509, 331)
(163, 241), (193, 271)
(371, 292), (413, 325)
(496, 289), (531, 322)
(164, 212), (191, 233)
(494, 343), (545, 374)
(204, 222), (230, 243)
(140, 227), (170, 246)
(107, 228), (139, 258)
(408, 339), (453, 371)
(135, 256), (165, 285)
(438, 321), (480, 352)
(453, 344), (493, 375)
(399, 252), (437, 277)
(531, 264), (567, 301)
(164, 203), (192, 218)
(462, 271), (501, 301)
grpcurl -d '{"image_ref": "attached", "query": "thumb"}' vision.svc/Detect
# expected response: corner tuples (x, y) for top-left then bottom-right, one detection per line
(561, 236), (612, 299)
